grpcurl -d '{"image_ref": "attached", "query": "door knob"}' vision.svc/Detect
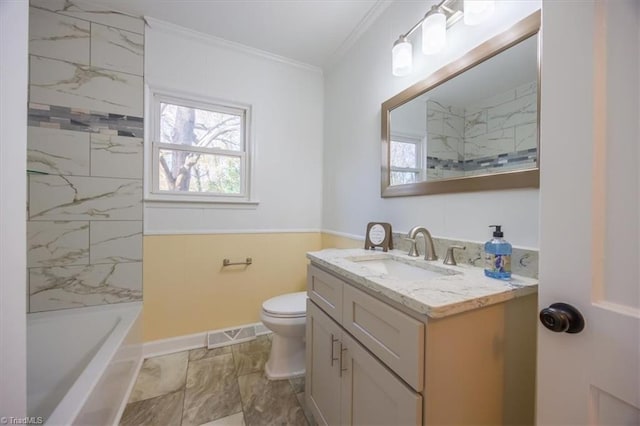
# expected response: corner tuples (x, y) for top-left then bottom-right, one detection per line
(539, 302), (585, 333)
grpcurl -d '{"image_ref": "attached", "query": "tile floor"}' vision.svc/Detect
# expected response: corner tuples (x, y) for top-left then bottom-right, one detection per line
(120, 335), (313, 426)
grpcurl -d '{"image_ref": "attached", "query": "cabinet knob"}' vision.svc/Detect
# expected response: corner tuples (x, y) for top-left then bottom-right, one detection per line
(539, 302), (585, 334)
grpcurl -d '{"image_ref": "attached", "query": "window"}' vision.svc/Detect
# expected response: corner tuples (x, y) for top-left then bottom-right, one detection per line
(389, 135), (424, 185)
(147, 88), (253, 203)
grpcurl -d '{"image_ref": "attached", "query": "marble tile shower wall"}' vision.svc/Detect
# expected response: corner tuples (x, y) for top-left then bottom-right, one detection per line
(425, 81), (537, 177)
(464, 81), (538, 175)
(26, 1), (144, 313)
(425, 100), (465, 180)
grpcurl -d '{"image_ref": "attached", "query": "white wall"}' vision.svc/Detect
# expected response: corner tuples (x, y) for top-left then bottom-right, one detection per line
(144, 20), (324, 234)
(0, 0), (28, 417)
(323, 0), (541, 248)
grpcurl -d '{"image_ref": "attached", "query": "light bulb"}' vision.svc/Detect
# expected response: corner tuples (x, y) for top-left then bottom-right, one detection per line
(392, 37), (412, 76)
(464, 0), (495, 26)
(422, 9), (446, 55)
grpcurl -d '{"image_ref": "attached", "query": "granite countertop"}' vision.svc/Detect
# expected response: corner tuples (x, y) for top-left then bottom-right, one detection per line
(307, 248), (538, 319)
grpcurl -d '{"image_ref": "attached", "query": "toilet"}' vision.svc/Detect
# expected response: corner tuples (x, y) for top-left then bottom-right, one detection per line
(260, 291), (307, 380)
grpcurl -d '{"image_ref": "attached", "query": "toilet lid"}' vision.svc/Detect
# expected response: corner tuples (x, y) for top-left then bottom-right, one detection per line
(262, 291), (307, 317)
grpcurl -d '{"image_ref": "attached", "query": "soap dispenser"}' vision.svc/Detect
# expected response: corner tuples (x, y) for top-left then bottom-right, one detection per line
(484, 225), (512, 279)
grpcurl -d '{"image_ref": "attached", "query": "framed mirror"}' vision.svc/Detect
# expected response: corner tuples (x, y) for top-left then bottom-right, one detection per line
(381, 11), (540, 197)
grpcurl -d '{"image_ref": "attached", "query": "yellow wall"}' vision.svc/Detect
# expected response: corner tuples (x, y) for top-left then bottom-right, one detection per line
(143, 232), (321, 341)
(320, 232), (362, 249)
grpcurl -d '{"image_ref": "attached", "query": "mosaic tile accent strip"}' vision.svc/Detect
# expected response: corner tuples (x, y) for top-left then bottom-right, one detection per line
(427, 148), (537, 174)
(392, 232), (538, 279)
(464, 148), (537, 171)
(426, 157), (465, 172)
(28, 103), (143, 138)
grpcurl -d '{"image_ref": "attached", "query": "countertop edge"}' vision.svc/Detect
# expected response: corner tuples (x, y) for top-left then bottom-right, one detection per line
(307, 249), (538, 319)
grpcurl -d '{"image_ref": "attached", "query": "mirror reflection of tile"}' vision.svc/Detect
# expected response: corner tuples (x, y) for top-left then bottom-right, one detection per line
(390, 81), (537, 184)
(426, 81), (537, 179)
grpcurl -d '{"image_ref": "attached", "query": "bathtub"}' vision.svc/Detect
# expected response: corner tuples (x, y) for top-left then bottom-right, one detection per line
(27, 302), (143, 426)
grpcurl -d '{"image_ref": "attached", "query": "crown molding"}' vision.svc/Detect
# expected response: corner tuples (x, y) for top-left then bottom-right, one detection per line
(144, 16), (323, 75)
(325, 0), (393, 69)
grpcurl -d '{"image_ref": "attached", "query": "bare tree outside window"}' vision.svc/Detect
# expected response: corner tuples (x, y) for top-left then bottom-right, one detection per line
(158, 102), (244, 194)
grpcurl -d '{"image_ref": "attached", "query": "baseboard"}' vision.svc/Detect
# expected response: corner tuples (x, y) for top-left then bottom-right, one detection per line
(142, 322), (270, 358)
(142, 331), (208, 358)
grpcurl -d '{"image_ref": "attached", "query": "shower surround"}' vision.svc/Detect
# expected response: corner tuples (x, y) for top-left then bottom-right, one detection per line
(26, 0), (144, 312)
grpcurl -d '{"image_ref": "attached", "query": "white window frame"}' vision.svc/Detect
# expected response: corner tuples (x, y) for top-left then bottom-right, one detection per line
(144, 85), (256, 205)
(389, 133), (425, 183)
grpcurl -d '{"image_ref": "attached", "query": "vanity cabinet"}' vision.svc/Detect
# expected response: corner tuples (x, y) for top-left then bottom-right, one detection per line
(306, 301), (422, 426)
(306, 263), (537, 426)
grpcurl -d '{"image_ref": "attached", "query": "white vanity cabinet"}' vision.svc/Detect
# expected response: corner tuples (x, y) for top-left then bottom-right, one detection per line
(306, 263), (537, 426)
(306, 301), (423, 426)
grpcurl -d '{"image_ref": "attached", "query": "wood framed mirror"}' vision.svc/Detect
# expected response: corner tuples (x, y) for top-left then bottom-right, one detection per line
(381, 11), (540, 197)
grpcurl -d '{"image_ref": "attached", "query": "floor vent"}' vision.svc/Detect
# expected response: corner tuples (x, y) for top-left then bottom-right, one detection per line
(255, 323), (271, 336)
(206, 323), (270, 349)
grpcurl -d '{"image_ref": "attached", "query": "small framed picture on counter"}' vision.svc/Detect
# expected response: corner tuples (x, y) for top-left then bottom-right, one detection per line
(364, 222), (393, 252)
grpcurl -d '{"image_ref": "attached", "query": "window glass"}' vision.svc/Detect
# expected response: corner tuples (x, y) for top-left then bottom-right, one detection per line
(148, 91), (251, 202)
(390, 171), (419, 185)
(390, 140), (418, 168)
(160, 102), (242, 151)
(158, 149), (241, 194)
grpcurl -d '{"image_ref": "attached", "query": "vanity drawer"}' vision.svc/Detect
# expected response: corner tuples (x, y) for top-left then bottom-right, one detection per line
(308, 265), (343, 322)
(342, 284), (424, 391)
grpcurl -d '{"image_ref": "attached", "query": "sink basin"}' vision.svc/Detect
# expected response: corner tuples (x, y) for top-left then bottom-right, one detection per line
(350, 257), (455, 280)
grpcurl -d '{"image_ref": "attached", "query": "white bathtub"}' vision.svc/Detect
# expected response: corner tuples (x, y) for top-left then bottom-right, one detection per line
(27, 302), (143, 426)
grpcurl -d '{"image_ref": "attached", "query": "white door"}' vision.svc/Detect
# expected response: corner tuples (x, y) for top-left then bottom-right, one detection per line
(538, 0), (639, 424)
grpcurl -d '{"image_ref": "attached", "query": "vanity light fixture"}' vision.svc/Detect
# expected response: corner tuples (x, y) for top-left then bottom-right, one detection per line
(392, 36), (413, 76)
(422, 6), (447, 55)
(464, 0), (495, 25)
(391, 0), (495, 76)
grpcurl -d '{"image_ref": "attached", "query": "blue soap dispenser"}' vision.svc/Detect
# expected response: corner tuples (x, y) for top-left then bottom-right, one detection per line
(484, 225), (512, 279)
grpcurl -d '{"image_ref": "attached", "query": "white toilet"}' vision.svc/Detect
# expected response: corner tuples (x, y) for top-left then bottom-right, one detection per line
(260, 291), (307, 380)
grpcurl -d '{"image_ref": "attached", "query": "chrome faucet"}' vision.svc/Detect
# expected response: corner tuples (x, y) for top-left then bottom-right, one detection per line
(406, 226), (438, 261)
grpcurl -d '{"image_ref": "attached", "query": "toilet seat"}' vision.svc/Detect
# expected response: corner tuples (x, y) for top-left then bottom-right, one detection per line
(262, 291), (306, 318)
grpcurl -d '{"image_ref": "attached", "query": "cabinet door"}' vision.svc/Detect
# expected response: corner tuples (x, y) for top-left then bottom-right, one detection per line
(306, 301), (342, 426)
(307, 265), (343, 322)
(342, 283), (424, 391)
(340, 332), (423, 426)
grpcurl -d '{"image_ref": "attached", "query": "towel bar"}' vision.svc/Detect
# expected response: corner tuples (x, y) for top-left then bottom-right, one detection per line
(222, 258), (252, 267)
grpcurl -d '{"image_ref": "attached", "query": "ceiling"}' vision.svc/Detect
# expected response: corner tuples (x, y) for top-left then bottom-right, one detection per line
(89, 0), (390, 68)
